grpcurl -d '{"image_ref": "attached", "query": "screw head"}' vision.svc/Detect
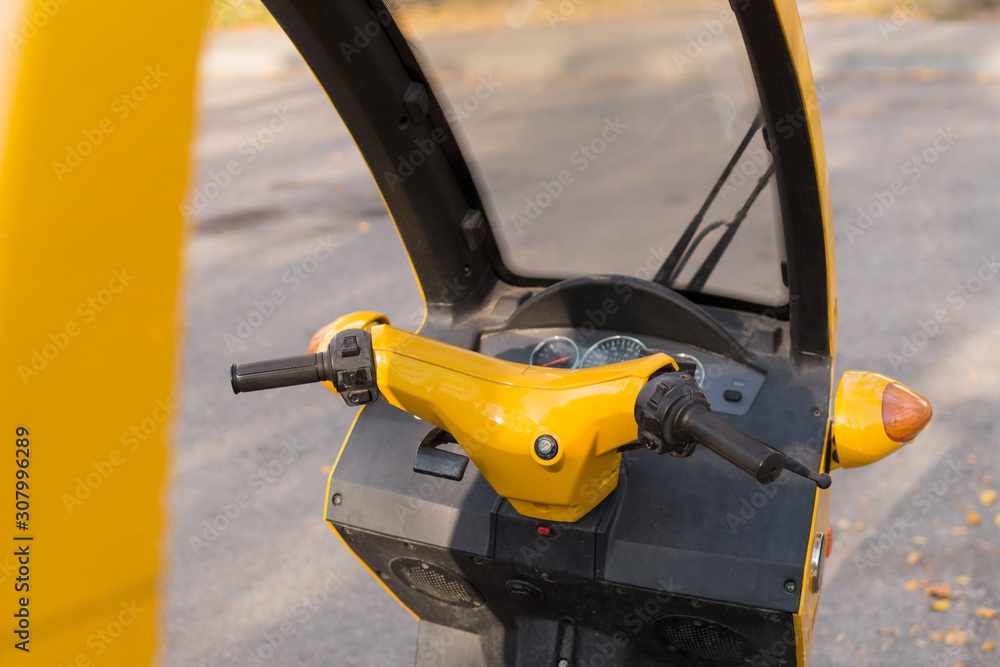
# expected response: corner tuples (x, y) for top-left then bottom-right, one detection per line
(811, 407), (822, 417)
(331, 493), (342, 506)
(784, 580), (797, 594)
(558, 660), (569, 667)
(534, 435), (558, 460)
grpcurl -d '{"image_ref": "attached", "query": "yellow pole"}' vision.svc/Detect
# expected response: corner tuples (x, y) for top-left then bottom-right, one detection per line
(0, 0), (208, 663)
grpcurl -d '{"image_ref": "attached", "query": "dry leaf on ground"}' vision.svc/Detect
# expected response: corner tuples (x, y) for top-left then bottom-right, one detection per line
(926, 583), (953, 598)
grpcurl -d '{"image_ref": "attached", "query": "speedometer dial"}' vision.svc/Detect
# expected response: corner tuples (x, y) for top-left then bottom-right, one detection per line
(579, 336), (647, 368)
(529, 336), (579, 369)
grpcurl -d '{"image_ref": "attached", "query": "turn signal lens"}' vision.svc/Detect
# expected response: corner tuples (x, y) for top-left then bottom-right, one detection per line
(882, 383), (932, 443)
(308, 322), (339, 354)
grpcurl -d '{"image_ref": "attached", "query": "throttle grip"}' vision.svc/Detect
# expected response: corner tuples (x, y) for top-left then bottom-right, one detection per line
(635, 371), (785, 484)
(635, 371), (831, 487)
(676, 405), (784, 484)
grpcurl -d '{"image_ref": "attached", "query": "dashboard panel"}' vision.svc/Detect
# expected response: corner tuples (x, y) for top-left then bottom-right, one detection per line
(478, 328), (764, 415)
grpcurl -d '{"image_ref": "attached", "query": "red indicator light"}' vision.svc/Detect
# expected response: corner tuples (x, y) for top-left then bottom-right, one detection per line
(537, 526), (551, 536)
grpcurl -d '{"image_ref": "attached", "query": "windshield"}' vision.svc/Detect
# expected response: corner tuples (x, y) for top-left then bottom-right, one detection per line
(388, 0), (788, 308)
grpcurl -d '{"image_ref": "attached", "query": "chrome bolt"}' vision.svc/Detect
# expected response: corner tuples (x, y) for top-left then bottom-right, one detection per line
(534, 435), (558, 460)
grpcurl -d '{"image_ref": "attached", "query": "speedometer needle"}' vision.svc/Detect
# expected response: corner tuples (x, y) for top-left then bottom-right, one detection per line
(541, 356), (570, 367)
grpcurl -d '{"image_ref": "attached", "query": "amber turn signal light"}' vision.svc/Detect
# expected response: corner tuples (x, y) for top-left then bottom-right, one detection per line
(882, 383), (932, 443)
(308, 322), (339, 354)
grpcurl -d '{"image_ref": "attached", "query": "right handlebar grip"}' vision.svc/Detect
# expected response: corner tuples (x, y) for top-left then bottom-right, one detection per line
(677, 407), (785, 484)
(231, 352), (332, 394)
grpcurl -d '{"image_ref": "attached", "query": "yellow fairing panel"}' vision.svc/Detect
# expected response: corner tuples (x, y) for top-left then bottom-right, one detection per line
(369, 324), (676, 522)
(0, 1), (207, 663)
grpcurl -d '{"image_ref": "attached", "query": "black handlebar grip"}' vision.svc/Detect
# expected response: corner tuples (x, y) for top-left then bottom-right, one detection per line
(677, 406), (785, 484)
(230, 352), (332, 394)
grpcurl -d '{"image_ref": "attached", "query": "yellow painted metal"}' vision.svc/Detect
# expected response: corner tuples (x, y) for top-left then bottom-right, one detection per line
(833, 371), (913, 469)
(793, 482), (830, 667)
(772, 0), (837, 360)
(0, 0), (207, 664)
(368, 324), (676, 522)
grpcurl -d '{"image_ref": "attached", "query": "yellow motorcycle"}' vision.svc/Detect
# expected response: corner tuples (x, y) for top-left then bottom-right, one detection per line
(232, 1), (933, 665)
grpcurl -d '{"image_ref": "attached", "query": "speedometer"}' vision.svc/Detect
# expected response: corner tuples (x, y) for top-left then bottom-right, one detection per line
(579, 336), (647, 368)
(529, 336), (579, 369)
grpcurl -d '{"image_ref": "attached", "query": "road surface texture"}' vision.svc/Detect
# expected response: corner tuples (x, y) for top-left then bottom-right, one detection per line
(167, 3), (1000, 665)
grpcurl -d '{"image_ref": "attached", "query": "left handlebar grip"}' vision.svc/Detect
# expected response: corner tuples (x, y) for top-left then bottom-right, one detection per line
(230, 353), (332, 394)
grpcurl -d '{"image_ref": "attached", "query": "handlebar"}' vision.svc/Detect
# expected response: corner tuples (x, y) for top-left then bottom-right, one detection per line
(231, 323), (829, 524)
(231, 330), (379, 405)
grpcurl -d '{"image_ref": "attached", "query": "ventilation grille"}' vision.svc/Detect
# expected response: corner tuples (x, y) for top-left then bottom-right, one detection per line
(653, 616), (760, 663)
(389, 558), (484, 608)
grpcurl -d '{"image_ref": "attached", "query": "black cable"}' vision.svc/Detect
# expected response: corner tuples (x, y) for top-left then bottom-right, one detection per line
(670, 220), (727, 281)
(686, 163), (774, 292)
(653, 112), (763, 286)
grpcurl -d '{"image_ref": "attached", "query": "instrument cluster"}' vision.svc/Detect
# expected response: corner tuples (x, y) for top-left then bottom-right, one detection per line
(530, 335), (706, 386)
(479, 328), (765, 415)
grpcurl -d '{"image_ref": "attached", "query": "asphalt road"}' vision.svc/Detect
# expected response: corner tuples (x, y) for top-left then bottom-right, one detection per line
(167, 5), (1000, 666)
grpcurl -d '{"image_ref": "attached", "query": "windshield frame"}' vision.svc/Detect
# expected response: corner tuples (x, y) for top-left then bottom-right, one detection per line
(262, 0), (833, 357)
